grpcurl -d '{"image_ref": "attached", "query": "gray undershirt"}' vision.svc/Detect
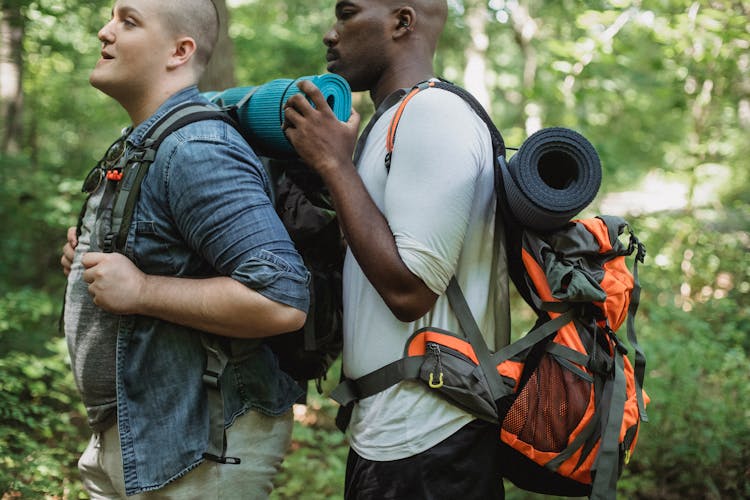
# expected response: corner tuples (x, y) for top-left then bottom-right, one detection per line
(64, 181), (119, 431)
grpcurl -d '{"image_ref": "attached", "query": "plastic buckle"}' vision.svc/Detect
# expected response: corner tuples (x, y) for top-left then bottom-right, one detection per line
(106, 169), (124, 181)
(203, 453), (241, 465)
(202, 371), (221, 390)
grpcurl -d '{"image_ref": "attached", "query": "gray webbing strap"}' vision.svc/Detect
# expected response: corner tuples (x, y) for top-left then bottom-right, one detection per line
(234, 86), (261, 112)
(545, 342), (590, 368)
(445, 277), (513, 402)
(329, 310), (575, 407)
(543, 409), (601, 472)
(627, 241), (648, 422)
(200, 335), (240, 465)
(105, 103), (232, 252)
(601, 216), (648, 423)
(590, 353), (627, 500)
(104, 151), (150, 252)
(546, 362), (607, 473)
(490, 310), (575, 365)
(330, 356), (425, 406)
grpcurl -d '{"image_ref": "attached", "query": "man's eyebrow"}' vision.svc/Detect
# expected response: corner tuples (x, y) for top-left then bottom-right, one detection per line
(112, 4), (143, 18)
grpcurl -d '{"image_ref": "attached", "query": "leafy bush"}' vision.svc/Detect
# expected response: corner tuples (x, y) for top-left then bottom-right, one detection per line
(272, 371), (348, 499)
(0, 338), (89, 499)
(617, 209), (750, 499)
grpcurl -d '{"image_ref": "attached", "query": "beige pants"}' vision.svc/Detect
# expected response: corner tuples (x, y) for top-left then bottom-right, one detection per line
(78, 410), (293, 499)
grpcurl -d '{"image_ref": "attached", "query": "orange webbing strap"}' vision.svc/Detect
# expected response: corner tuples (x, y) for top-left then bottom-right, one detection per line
(386, 81), (435, 152)
(384, 80), (436, 171)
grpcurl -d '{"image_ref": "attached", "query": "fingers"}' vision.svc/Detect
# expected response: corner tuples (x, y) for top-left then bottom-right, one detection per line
(346, 108), (362, 133)
(61, 248), (74, 276)
(61, 227), (78, 276)
(296, 80), (332, 112)
(283, 81), (335, 121)
(67, 226), (78, 247)
(282, 102), (303, 131)
(81, 253), (107, 285)
(81, 252), (106, 269)
(61, 252), (72, 276)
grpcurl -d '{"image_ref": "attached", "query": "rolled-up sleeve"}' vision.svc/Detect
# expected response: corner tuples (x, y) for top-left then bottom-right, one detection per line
(161, 122), (310, 312)
(231, 250), (310, 312)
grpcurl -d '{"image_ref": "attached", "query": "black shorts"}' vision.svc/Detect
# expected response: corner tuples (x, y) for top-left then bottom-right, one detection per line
(344, 419), (504, 500)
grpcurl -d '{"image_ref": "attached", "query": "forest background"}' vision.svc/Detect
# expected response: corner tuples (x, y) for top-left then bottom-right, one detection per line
(1, 0), (748, 498)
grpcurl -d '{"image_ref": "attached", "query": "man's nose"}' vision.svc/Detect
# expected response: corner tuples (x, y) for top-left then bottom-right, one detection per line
(323, 27), (338, 47)
(98, 19), (115, 44)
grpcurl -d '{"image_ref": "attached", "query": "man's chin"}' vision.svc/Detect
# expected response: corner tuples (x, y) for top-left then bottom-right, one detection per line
(89, 69), (105, 89)
(88, 75), (117, 99)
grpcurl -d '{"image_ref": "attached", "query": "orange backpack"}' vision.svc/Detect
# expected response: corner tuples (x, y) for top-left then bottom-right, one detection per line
(331, 81), (649, 499)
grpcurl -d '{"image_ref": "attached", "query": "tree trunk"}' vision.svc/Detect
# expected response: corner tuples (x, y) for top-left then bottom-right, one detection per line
(506, 1), (539, 135)
(198, 0), (236, 92)
(462, 0), (490, 110)
(0, 4), (24, 154)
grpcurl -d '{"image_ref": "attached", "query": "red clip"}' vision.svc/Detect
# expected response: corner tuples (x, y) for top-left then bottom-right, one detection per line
(106, 170), (124, 181)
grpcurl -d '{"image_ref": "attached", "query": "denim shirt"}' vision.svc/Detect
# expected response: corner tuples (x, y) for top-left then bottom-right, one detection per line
(113, 86), (307, 494)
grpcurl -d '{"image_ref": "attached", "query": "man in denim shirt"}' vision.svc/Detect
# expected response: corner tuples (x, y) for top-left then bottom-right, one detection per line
(60, 0), (309, 497)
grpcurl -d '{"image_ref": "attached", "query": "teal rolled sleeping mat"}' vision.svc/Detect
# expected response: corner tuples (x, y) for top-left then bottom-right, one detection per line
(203, 73), (352, 159)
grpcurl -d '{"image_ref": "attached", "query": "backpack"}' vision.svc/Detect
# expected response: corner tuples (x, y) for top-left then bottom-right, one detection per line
(93, 97), (344, 462)
(330, 80), (649, 499)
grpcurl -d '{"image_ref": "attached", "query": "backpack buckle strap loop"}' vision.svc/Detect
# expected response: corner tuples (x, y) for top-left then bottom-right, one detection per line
(330, 356), (425, 406)
(330, 379), (360, 407)
(200, 335), (241, 466)
(202, 453), (241, 465)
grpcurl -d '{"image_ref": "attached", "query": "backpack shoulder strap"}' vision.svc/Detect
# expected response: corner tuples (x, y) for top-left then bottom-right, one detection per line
(105, 102), (236, 253)
(384, 79), (506, 171)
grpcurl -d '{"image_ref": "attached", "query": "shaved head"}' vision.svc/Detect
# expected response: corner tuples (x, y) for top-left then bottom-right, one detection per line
(386, 0), (448, 51)
(157, 0), (219, 72)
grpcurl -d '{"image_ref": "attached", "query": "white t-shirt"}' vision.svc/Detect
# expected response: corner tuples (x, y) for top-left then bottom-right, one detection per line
(344, 86), (510, 461)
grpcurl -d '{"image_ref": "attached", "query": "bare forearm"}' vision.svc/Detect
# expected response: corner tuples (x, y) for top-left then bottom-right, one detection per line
(137, 274), (306, 338)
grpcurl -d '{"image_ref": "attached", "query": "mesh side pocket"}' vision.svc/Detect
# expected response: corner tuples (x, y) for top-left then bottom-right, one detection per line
(502, 354), (592, 453)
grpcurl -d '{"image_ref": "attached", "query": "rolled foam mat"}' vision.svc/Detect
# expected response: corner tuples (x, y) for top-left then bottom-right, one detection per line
(205, 74), (352, 159)
(500, 127), (601, 232)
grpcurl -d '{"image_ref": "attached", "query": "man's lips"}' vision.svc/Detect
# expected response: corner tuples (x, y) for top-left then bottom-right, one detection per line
(325, 50), (338, 62)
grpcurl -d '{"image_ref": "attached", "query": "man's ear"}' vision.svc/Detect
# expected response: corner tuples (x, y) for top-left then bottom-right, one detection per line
(393, 7), (416, 39)
(167, 37), (197, 70)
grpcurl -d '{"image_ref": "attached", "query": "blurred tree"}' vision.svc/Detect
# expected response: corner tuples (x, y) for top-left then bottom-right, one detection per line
(0, 0), (25, 154)
(199, 0), (236, 91)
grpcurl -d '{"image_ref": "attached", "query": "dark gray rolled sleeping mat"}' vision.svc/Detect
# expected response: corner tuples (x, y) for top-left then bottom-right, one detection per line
(500, 127), (601, 232)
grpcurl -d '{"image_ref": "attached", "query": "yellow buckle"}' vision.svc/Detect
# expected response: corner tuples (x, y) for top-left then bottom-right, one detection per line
(428, 373), (444, 389)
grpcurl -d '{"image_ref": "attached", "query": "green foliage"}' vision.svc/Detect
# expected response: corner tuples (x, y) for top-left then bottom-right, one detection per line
(619, 209), (750, 499)
(272, 375), (348, 500)
(228, 2), (331, 88)
(0, 338), (89, 499)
